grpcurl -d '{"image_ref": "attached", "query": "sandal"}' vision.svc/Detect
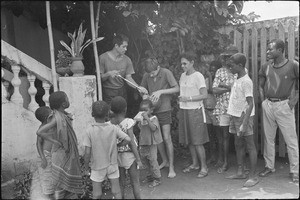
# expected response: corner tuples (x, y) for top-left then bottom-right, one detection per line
(148, 179), (161, 188)
(182, 165), (200, 173)
(243, 177), (260, 187)
(217, 165), (229, 174)
(142, 175), (154, 183)
(225, 174), (247, 179)
(197, 171), (208, 178)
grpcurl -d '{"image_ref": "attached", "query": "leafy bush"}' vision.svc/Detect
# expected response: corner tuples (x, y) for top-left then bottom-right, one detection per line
(13, 171), (32, 199)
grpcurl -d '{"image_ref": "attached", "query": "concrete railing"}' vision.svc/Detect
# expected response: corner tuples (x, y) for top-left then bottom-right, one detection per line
(1, 39), (60, 111)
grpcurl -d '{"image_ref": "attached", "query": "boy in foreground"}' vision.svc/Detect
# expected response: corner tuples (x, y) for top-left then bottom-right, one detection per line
(226, 53), (259, 187)
(83, 101), (131, 199)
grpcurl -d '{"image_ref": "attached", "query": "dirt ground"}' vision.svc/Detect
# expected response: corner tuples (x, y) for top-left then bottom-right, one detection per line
(136, 153), (299, 199)
(2, 152), (299, 199)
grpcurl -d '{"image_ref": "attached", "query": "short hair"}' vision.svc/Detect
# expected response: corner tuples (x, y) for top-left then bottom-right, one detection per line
(35, 106), (52, 123)
(92, 101), (110, 118)
(269, 39), (285, 53)
(113, 34), (129, 46)
(49, 91), (67, 110)
(180, 51), (197, 63)
(210, 60), (222, 70)
(110, 96), (127, 114)
(230, 53), (247, 68)
(140, 99), (154, 109)
(143, 57), (159, 73)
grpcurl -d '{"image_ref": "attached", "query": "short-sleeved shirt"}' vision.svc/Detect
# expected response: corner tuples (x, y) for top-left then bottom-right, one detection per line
(227, 74), (255, 117)
(139, 116), (163, 145)
(258, 60), (299, 99)
(179, 71), (206, 109)
(83, 122), (128, 170)
(212, 67), (236, 115)
(99, 52), (135, 89)
(140, 68), (178, 113)
(116, 118), (138, 153)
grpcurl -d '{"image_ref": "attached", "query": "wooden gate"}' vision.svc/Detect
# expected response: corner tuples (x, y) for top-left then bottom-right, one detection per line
(219, 16), (299, 157)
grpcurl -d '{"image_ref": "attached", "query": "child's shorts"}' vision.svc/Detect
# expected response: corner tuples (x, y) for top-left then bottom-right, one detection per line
(155, 111), (172, 126)
(90, 164), (119, 183)
(205, 109), (218, 126)
(217, 114), (231, 126)
(37, 150), (55, 195)
(229, 114), (254, 136)
(118, 152), (136, 170)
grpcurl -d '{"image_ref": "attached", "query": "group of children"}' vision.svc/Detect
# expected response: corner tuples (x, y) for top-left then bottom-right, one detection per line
(35, 51), (260, 199)
(35, 90), (165, 199)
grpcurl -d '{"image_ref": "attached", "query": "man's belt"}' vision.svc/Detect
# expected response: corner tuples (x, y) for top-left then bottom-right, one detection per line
(267, 97), (288, 102)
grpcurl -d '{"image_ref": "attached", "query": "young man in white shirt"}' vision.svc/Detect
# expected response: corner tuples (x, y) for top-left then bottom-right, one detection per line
(226, 53), (259, 188)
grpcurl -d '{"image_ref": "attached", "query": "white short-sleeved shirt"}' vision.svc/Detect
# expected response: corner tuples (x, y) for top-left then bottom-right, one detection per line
(179, 71), (206, 109)
(83, 122), (128, 170)
(227, 74), (255, 117)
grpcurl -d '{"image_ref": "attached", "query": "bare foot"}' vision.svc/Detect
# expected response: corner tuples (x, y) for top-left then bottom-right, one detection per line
(168, 167), (176, 178)
(159, 161), (169, 169)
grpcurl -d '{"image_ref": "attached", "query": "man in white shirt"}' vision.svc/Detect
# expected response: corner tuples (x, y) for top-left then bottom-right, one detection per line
(226, 53), (259, 188)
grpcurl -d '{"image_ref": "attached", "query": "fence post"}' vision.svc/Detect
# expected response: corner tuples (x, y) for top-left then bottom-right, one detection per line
(243, 28), (249, 70)
(260, 24), (267, 155)
(251, 24), (259, 151)
(288, 21), (295, 60)
(234, 29), (242, 53)
(278, 22), (287, 157)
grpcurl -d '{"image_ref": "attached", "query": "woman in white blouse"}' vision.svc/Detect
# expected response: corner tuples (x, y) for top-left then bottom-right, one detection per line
(178, 52), (209, 178)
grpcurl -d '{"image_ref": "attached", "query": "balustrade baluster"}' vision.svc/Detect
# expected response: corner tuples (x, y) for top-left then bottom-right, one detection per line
(10, 65), (23, 105)
(27, 74), (39, 111)
(2, 69), (9, 103)
(42, 81), (51, 107)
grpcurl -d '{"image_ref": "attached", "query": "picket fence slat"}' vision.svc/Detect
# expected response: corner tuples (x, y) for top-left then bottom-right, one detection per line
(288, 21), (295, 60)
(243, 28), (249, 70)
(269, 26), (276, 40)
(252, 25), (259, 151)
(260, 25), (267, 154)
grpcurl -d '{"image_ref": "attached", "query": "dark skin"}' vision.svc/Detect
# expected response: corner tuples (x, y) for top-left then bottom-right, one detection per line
(36, 96), (70, 148)
(36, 122), (54, 169)
(227, 55), (257, 182)
(83, 113), (131, 199)
(111, 109), (142, 199)
(259, 42), (299, 107)
(212, 55), (234, 172)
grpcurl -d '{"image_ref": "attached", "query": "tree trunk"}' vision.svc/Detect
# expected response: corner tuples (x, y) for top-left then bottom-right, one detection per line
(46, 1), (58, 91)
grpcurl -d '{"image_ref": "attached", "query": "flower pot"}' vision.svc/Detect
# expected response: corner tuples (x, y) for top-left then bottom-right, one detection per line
(56, 67), (73, 76)
(71, 57), (84, 76)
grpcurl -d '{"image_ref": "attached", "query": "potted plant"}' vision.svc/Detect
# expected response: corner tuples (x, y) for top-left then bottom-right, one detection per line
(60, 22), (104, 76)
(55, 50), (73, 76)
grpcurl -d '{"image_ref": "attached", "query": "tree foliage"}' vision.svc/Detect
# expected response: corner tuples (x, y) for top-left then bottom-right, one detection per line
(2, 1), (257, 121)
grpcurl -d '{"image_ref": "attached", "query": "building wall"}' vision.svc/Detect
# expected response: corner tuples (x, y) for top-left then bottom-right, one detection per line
(1, 8), (68, 68)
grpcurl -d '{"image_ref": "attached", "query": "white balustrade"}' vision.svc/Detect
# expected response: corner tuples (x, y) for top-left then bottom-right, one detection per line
(2, 69), (8, 103)
(42, 81), (51, 107)
(10, 65), (23, 105)
(27, 74), (39, 112)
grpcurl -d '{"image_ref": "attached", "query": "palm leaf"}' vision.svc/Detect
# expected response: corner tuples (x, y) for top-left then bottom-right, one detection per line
(67, 32), (77, 57)
(79, 37), (104, 55)
(60, 41), (73, 56)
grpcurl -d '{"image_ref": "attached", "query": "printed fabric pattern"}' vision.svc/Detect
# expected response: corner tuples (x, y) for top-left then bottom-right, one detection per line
(117, 118), (137, 153)
(212, 67), (236, 115)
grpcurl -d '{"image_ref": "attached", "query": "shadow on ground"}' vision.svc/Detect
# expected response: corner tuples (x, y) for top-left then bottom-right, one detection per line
(2, 152), (299, 199)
